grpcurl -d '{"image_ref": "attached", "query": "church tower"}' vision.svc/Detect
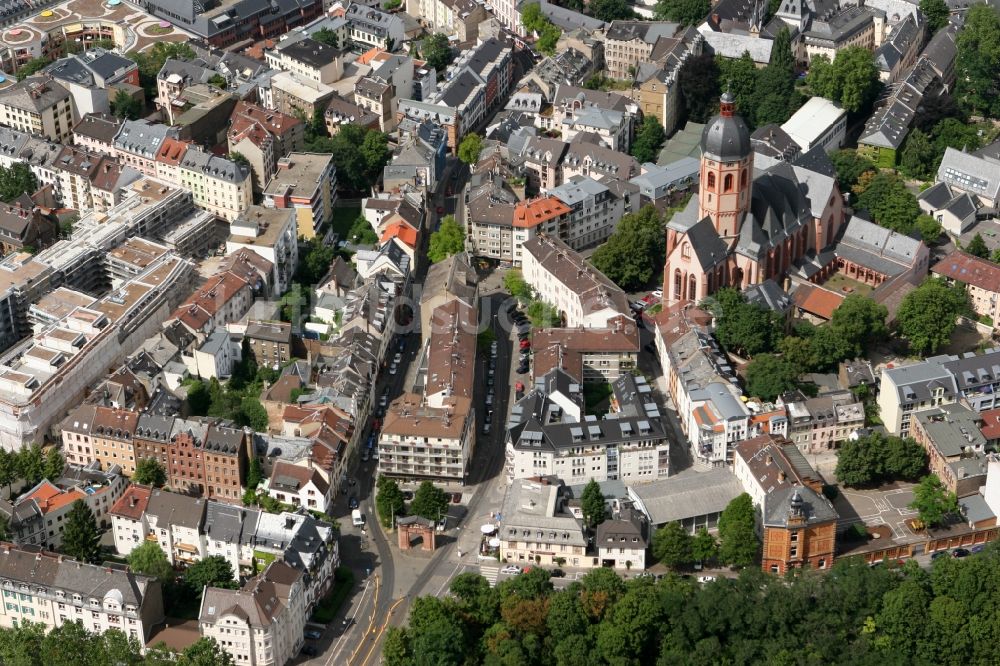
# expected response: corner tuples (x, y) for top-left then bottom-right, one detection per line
(698, 92), (753, 240)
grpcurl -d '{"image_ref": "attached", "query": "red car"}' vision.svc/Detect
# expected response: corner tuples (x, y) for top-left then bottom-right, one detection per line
(436, 206), (445, 214)
(519, 340), (531, 350)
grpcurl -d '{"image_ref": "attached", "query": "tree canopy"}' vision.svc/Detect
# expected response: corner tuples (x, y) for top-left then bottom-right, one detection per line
(376, 475), (405, 527)
(580, 480), (607, 529)
(307, 125), (390, 193)
(458, 133), (484, 165)
(830, 149), (876, 195)
(62, 500), (101, 564)
(428, 215), (465, 263)
(855, 172), (920, 234)
(955, 4), (1000, 118)
(966, 233), (990, 258)
(909, 474), (960, 528)
(754, 28), (801, 127)
(744, 353), (798, 401)
(806, 47), (880, 113)
(588, 0), (635, 21)
(590, 205), (666, 291)
(652, 521), (692, 568)
(421, 33), (454, 72)
(0, 163), (38, 203)
(920, 0), (950, 33)
(126, 43), (196, 100)
(111, 89), (142, 120)
(410, 481), (449, 521)
(126, 541), (173, 582)
(718, 493), (759, 568)
(835, 432), (928, 487)
(678, 54), (721, 123)
(631, 116), (666, 164)
(709, 288), (782, 358)
(185, 556), (238, 592)
(133, 458), (167, 487)
(521, 3), (561, 55)
(896, 278), (970, 354)
(654, 0), (709, 26)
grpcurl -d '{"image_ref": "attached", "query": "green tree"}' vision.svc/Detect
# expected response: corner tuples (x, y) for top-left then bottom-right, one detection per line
(227, 151), (249, 167)
(754, 28), (800, 126)
(836, 432), (928, 487)
(295, 237), (336, 285)
(110, 89), (141, 120)
(899, 128), (937, 180)
(409, 480), (449, 521)
(830, 149), (875, 194)
(17, 444), (44, 487)
(744, 353), (798, 401)
(185, 555), (237, 592)
(458, 133), (484, 166)
(178, 637), (235, 666)
(909, 474), (959, 528)
(806, 54), (836, 98)
(915, 214), (943, 244)
(382, 627), (410, 666)
(897, 278), (970, 354)
(186, 379), (211, 416)
(126, 541), (173, 582)
(42, 447), (64, 482)
(0, 449), (16, 495)
(61, 500), (101, 564)
(965, 233), (989, 259)
(830, 46), (880, 113)
(631, 116), (667, 164)
(428, 215), (465, 263)
(920, 0), (950, 33)
(133, 458), (166, 487)
(678, 54), (721, 123)
(580, 479), (607, 529)
(829, 294), (888, 358)
(716, 51), (759, 121)
(588, 0), (635, 21)
(0, 512), (9, 541)
(503, 269), (532, 302)
(347, 215), (378, 245)
(654, 0), (710, 26)
(126, 43), (196, 100)
(856, 172), (920, 233)
(313, 28), (340, 48)
(376, 475), (405, 527)
(652, 521), (692, 568)
(590, 205), (665, 290)
(537, 23), (561, 55)
(710, 288), (782, 358)
(691, 527), (719, 564)
(421, 33), (454, 71)
(0, 163), (38, 203)
(526, 299), (560, 327)
(16, 57), (50, 81)
(238, 397), (269, 432)
(718, 493), (758, 567)
(207, 73), (227, 89)
(246, 457), (263, 491)
(954, 4), (1000, 117)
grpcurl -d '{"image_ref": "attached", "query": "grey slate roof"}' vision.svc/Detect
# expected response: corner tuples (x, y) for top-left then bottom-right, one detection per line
(205, 502), (258, 544)
(937, 147), (1000, 202)
(114, 119), (179, 158)
(763, 485), (838, 527)
(146, 489), (206, 530)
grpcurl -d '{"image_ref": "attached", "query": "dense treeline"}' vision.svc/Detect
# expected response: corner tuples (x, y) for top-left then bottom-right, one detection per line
(384, 546), (1000, 665)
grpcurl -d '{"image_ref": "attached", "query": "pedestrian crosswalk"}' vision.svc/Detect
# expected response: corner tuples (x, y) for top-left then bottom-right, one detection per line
(480, 566), (500, 587)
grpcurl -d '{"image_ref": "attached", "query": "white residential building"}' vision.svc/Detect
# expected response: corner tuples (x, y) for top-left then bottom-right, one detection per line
(262, 460), (332, 513)
(520, 234), (631, 328)
(227, 206), (299, 296)
(200, 561), (306, 666)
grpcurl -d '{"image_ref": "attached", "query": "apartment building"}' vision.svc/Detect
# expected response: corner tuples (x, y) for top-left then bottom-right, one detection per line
(45, 47), (138, 119)
(72, 113), (123, 156)
(344, 2), (406, 49)
(466, 195), (568, 266)
(762, 486), (838, 574)
(547, 176), (633, 249)
(878, 347), (1000, 436)
(911, 404), (990, 497)
(0, 545), (164, 645)
(733, 434), (827, 514)
(167, 270), (255, 337)
(16, 474), (124, 548)
(264, 38), (345, 85)
(544, 86), (637, 151)
(801, 5), (886, 63)
(505, 369), (670, 483)
(0, 201), (57, 256)
(530, 316), (640, 384)
(200, 561), (306, 666)
(520, 234), (631, 328)
(933, 252), (1000, 335)
(596, 507), (649, 569)
(227, 102), (305, 193)
(499, 479), (590, 568)
(177, 149), (252, 222)
(407, 0), (485, 40)
(226, 206), (299, 295)
(0, 76), (74, 142)
(245, 320), (293, 369)
(604, 21), (679, 80)
(262, 153), (337, 240)
(780, 390), (865, 453)
(52, 145), (140, 213)
(114, 119), (179, 176)
(263, 461), (332, 513)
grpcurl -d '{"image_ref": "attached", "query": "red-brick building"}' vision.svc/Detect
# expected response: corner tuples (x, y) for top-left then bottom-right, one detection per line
(762, 486), (838, 574)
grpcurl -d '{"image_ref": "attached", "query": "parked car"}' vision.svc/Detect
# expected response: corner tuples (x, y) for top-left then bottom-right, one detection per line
(952, 548), (971, 558)
(486, 394), (493, 406)
(349, 497), (359, 509)
(519, 339), (531, 350)
(436, 206), (444, 214)
(485, 411), (492, 424)
(696, 576), (716, 584)
(361, 451), (369, 462)
(452, 492), (462, 503)
(403, 490), (414, 501)
(436, 517), (447, 532)
(302, 645), (318, 656)
(651, 289), (663, 298)
(930, 550), (949, 560)
(394, 352), (402, 364)
(305, 630), (323, 640)
(971, 544), (985, 554)
(630, 300), (646, 311)
(550, 568), (565, 578)
(482, 423), (491, 435)
(516, 363), (529, 374)
(389, 363), (397, 375)
(501, 565), (521, 574)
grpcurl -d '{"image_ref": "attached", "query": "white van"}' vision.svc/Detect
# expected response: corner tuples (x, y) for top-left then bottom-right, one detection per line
(352, 509), (364, 527)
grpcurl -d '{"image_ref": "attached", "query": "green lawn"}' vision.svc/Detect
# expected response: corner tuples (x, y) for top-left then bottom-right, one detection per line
(331, 206), (361, 239)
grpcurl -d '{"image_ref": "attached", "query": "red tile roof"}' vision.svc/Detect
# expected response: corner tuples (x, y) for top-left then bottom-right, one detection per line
(932, 250), (1000, 293)
(980, 407), (1000, 441)
(380, 221), (418, 249)
(513, 196), (572, 229)
(156, 138), (190, 165)
(110, 484), (153, 521)
(792, 284), (844, 321)
(23, 480), (86, 515)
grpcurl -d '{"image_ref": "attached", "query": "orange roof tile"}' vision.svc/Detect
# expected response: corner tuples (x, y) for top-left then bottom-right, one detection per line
(513, 196), (572, 229)
(932, 250), (1000, 293)
(356, 47), (384, 65)
(156, 138), (190, 165)
(380, 221), (418, 249)
(792, 284), (844, 321)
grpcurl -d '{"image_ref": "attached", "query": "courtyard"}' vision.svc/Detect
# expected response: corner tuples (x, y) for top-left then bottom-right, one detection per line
(832, 482), (921, 542)
(820, 270), (874, 297)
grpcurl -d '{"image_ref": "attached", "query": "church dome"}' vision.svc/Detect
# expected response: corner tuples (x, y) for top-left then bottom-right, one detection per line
(701, 92), (751, 162)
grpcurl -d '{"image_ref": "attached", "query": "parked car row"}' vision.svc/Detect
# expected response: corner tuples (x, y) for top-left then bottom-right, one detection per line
(512, 309), (531, 375)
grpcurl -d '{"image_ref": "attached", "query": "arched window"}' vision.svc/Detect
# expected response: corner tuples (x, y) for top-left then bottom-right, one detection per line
(681, 242), (691, 259)
(740, 169), (748, 188)
(674, 269), (682, 299)
(707, 172), (716, 190)
(688, 275), (697, 301)
(723, 174), (734, 192)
